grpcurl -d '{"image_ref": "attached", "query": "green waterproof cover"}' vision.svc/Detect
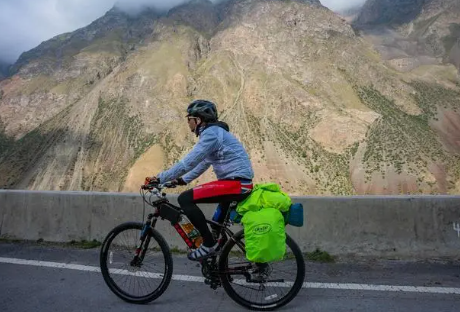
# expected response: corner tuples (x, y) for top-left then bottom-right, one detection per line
(241, 208), (286, 263)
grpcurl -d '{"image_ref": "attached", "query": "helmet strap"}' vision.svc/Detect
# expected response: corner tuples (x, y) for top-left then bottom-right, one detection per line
(194, 119), (203, 137)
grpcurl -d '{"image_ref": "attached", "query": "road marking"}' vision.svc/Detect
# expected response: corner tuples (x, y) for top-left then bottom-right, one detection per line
(1, 257), (459, 295)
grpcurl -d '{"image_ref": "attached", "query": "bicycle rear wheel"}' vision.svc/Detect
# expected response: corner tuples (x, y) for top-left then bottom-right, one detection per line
(100, 222), (173, 304)
(218, 230), (305, 310)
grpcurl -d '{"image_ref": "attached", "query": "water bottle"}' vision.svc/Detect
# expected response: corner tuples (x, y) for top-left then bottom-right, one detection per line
(178, 216), (203, 248)
(212, 205), (222, 222)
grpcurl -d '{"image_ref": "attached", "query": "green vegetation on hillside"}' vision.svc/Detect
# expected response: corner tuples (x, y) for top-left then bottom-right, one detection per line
(410, 81), (460, 117)
(356, 82), (460, 188)
(83, 96), (157, 191)
(0, 100), (78, 188)
(268, 118), (353, 195)
(0, 119), (13, 156)
(0, 125), (68, 188)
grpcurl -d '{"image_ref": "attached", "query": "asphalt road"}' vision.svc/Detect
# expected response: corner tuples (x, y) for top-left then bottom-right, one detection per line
(0, 242), (459, 312)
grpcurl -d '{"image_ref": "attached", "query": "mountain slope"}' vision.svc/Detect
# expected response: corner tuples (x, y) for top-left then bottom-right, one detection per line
(355, 0), (428, 26)
(354, 0), (460, 72)
(0, 0), (459, 195)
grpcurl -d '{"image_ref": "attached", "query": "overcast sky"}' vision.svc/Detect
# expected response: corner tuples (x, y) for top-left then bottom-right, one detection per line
(0, 0), (366, 64)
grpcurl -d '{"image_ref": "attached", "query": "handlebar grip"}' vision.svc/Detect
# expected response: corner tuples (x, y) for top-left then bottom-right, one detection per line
(141, 182), (158, 190)
(163, 181), (177, 188)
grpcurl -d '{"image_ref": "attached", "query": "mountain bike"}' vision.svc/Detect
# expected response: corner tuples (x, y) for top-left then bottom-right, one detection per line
(99, 181), (305, 310)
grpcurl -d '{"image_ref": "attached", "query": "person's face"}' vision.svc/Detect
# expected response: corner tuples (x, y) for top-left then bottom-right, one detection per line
(187, 116), (201, 132)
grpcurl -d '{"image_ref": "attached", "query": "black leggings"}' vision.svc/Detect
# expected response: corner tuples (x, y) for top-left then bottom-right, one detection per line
(177, 189), (250, 247)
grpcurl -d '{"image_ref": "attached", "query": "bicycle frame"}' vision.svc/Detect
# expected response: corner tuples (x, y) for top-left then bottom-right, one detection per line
(138, 186), (245, 254)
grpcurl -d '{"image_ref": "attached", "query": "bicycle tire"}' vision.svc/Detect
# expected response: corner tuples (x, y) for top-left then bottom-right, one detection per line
(218, 230), (305, 311)
(100, 222), (173, 304)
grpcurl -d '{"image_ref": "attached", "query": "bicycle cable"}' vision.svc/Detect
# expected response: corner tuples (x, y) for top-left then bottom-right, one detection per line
(139, 188), (146, 223)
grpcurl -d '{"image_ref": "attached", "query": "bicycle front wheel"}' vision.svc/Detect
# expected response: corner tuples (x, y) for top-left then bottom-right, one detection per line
(218, 230), (305, 311)
(100, 222), (173, 304)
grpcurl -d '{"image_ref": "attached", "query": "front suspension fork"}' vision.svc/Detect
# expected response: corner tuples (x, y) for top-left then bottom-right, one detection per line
(130, 213), (158, 266)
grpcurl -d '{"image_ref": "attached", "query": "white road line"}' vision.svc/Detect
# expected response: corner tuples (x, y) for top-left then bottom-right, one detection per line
(1, 257), (459, 295)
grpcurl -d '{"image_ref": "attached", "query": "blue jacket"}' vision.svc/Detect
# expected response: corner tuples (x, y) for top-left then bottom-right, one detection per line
(157, 122), (254, 184)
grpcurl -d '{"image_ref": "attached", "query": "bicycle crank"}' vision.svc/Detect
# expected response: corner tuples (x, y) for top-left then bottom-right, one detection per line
(201, 257), (221, 289)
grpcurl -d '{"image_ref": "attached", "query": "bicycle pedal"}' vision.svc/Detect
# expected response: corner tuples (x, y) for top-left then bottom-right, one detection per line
(210, 283), (220, 290)
(204, 278), (221, 289)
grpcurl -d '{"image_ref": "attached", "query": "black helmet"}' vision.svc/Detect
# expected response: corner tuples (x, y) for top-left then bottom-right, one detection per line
(186, 100), (218, 122)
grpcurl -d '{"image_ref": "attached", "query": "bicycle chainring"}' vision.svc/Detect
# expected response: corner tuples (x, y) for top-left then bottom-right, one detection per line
(201, 257), (221, 289)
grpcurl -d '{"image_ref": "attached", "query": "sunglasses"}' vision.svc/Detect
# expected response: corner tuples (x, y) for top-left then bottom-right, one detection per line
(187, 117), (198, 122)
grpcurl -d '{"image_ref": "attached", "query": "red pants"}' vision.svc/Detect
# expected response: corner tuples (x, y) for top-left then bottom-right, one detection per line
(177, 179), (253, 246)
(193, 180), (253, 200)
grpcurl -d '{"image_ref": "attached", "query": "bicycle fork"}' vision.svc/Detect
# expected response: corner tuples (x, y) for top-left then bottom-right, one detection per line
(131, 213), (158, 267)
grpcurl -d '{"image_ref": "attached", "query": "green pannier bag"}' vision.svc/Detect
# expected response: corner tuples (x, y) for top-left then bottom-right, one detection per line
(241, 208), (286, 263)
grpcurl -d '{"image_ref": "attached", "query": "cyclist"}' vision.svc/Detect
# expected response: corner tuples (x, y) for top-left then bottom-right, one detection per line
(147, 100), (254, 261)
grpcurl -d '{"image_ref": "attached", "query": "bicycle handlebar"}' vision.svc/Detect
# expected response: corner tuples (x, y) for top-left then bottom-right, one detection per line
(141, 181), (177, 191)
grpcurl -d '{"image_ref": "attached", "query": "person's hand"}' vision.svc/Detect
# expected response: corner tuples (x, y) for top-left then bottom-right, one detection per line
(144, 176), (159, 186)
(171, 177), (187, 186)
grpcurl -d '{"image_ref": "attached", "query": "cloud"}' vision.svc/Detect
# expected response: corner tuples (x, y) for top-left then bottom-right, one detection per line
(115, 0), (193, 15)
(319, 0), (366, 12)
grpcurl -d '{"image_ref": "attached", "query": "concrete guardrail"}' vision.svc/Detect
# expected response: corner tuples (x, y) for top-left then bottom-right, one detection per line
(0, 190), (459, 260)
